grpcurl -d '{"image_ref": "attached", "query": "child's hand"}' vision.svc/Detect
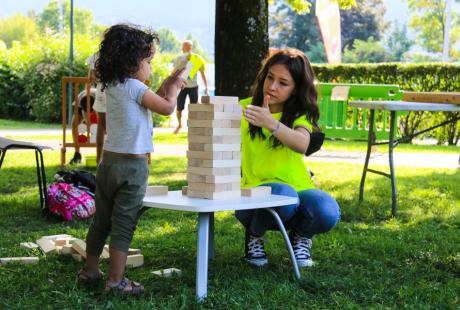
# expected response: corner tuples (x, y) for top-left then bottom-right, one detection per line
(156, 71), (186, 99)
(243, 95), (278, 131)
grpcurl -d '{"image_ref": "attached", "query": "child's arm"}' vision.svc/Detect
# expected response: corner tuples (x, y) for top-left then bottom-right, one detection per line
(141, 73), (186, 116)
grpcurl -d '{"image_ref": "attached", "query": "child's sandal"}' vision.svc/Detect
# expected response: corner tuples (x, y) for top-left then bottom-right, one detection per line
(78, 269), (104, 282)
(104, 277), (144, 295)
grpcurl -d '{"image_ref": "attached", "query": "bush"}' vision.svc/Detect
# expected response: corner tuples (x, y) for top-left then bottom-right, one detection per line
(313, 62), (460, 144)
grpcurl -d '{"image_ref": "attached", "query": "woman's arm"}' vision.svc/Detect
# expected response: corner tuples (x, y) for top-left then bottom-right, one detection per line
(243, 95), (310, 154)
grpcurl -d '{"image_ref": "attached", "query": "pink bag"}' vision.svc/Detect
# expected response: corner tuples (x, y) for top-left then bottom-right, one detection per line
(46, 183), (95, 221)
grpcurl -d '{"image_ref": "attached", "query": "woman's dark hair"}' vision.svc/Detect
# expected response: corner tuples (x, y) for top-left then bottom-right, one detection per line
(95, 24), (159, 89)
(249, 48), (320, 148)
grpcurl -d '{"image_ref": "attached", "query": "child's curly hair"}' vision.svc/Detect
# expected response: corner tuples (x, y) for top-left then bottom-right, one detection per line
(96, 24), (159, 89)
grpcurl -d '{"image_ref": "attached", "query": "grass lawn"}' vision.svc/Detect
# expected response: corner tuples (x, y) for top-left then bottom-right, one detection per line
(0, 119), (61, 130)
(0, 151), (459, 309)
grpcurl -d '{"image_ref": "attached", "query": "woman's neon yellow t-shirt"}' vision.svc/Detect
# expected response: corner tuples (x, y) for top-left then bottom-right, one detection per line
(240, 98), (315, 192)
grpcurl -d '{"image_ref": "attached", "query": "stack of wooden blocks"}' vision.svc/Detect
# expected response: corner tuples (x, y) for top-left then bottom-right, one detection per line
(186, 96), (242, 199)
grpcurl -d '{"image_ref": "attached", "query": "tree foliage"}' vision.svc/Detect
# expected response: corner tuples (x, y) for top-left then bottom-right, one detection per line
(269, 0), (383, 62)
(38, 0), (98, 36)
(0, 14), (39, 48)
(157, 28), (181, 53)
(343, 37), (391, 63)
(405, 0), (460, 55)
(385, 22), (413, 61)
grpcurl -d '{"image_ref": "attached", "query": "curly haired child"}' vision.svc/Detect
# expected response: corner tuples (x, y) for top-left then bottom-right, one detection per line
(77, 23), (186, 294)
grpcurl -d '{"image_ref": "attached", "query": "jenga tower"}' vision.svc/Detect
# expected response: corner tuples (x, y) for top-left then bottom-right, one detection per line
(186, 96), (242, 199)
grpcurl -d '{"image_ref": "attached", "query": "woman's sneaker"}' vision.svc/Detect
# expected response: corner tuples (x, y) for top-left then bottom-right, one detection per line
(69, 152), (82, 164)
(244, 231), (268, 267)
(289, 232), (314, 267)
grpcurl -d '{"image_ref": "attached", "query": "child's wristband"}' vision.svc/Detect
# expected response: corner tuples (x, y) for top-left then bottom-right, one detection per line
(270, 121), (281, 136)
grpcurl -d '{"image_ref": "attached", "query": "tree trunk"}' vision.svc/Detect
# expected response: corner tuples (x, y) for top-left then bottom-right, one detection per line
(215, 0), (268, 98)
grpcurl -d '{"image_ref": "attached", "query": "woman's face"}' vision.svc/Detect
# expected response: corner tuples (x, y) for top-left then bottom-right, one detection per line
(135, 46), (156, 82)
(263, 63), (295, 109)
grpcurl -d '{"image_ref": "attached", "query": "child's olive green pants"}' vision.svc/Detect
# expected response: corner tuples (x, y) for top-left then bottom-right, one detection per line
(86, 152), (148, 255)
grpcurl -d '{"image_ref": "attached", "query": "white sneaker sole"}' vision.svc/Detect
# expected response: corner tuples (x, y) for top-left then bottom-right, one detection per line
(245, 257), (268, 267)
(297, 259), (314, 268)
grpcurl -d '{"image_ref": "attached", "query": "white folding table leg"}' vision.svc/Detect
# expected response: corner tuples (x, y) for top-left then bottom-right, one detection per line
(209, 212), (215, 260)
(196, 212), (210, 301)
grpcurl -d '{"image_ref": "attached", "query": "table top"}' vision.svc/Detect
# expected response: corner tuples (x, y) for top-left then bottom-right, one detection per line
(349, 100), (460, 112)
(143, 191), (299, 212)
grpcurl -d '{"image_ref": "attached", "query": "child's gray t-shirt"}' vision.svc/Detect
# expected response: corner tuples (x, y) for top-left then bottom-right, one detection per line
(104, 78), (153, 154)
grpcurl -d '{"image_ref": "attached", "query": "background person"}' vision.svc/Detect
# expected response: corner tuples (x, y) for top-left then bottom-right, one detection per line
(173, 40), (208, 134)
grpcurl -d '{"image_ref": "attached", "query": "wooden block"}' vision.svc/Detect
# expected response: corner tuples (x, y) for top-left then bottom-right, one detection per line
(72, 239), (87, 258)
(101, 246), (110, 260)
(61, 244), (73, 255)
(42, 234), (72, 241)
(231, 120), (241, 128)
(206, 174), (241, 184)
(188, 103), (225, 112)
(126, 254), (144, 268)
(187, 173), (206, 183)
(187, 119), (232, 128)
(189, 111), (241, 120)
(20, 242), (38, 250)
(0, 257), (39, 265)
(402, 91), (460, 104)
(203, 144), (241, 152)
(241, 186), (272, 197)
(151, 268), (181, 277)
(188, 182), (240, 192)
(188, 166), (241, 176)
(232, 151), (242, 160)
(187, 150), (234, 160)
(182, 186), (188, 195)
(187, 190), (241, 200)
(188, 127), (240, 136)
(145, 185), (168, 196)
(36, 238), (56, 254)
(128, 248), (141, 255)
(72, 254), (83, 262)
(233, 105), (243, 113)
(189, 158), (241, 168)
(54, 238), (69, 247)
(55, 246), (63, 255)
(201, 96), (239, 105)
(188, 134), (241, 144)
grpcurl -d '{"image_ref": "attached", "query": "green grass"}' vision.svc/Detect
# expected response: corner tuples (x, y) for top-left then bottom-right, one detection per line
(0, 119), (61, 129)
(0, 151), (459, 309)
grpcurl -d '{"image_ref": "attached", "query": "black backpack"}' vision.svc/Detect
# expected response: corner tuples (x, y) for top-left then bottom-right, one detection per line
(54, 169), (96, 195)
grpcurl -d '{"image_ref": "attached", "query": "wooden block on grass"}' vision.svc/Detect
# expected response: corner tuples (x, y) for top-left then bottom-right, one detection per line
(0, 257), (39, 265)
(36, 238), (56, 254)
(20, 242), (38, 250)
(145, 185), (168, 196)
(126, 254), (144, 268)
(61, 244), (73, 255)
(72, 254), (83, 262)
(54, 238), (69, 247)
(128, 248), (141, 255)
(201, 96), (239, 105)
(72, 239), (87, 258)
(242, 186), (272, 197)
(151, 268), (182, 277)
(42, 234), (72, 241)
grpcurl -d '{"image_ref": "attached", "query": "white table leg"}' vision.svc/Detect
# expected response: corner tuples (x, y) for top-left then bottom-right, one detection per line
(196, 212), (210, 301)
(209, 212), (215, 260)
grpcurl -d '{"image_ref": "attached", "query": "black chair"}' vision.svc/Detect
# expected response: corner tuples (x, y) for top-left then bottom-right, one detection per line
(0, 137), (52, 212)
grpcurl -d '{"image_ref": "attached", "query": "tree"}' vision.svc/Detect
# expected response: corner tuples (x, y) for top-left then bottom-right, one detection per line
(385, 21), (413, 61)
(215, 0), (355, 97)
(342, 37), (391, 63)
(0, 14), (38, 48)
(38, 0), (97, 36)
(405, 0), (460, 55)
(340, 0), (387, 51)
(156, 28), (181, 53)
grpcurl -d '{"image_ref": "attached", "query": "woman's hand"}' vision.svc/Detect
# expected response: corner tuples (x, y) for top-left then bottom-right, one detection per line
(243, 95), (278, 131)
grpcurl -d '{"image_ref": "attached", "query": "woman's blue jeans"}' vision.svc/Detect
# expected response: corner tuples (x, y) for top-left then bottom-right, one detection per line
(235, 183), (340, 238)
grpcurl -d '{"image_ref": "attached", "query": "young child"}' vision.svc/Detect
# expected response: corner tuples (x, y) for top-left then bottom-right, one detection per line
(237, 48), (340, 268)
(77, 24), (186, 294)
